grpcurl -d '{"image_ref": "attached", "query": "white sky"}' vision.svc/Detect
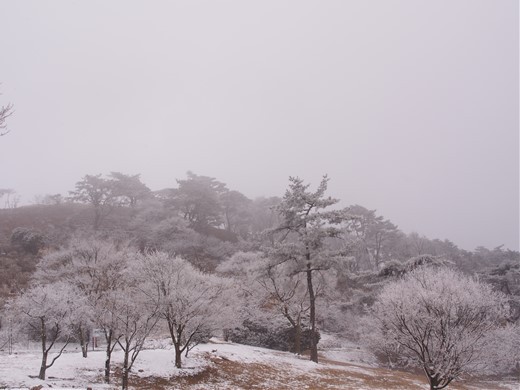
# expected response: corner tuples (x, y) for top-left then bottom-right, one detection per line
(0, 0), (518, 251)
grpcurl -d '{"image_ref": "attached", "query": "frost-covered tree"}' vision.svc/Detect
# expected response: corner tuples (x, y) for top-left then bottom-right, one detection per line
(344, 205), (399, 270)
(110, 284), (159, 390)
(0, 309), (21, 355)
(68, 173), (150, 229)
(258, 258), (311, 354)
(96, 291), (124, 384)
(249, 196), (282, 239)
(35, 237), (136, 381)
(217, 250), (331, 353)
(65, 294), (95, 358)
(8, 282), (81, 380)
(472, 245), (520, 270)
(0, 188), (19, 208)
(35, 237), (133, 296)
(215, 251), (275, 338)
(36, 239), (159, 388)
(372, 267), (512, 390)
(69, 174), (118, 230)
(269, 176), (352, 362)
(108, 172), (151, 208)
(220, 190), (252, 237)
(0, 89), (13, 136)
(173, 172), (228, 229)
(129, 207), (194, 253)
(138, 252), (232, 368)
(480, 261), (520, 323)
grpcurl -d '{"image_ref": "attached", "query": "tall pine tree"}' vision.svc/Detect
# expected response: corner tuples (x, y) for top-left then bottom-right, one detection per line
(269, 176), (352, 362)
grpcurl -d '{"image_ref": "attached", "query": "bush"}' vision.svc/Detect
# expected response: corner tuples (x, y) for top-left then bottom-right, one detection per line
(227, 320), (319, 353)
(10, 228), (46, 255)
(378, 260), (405, 277)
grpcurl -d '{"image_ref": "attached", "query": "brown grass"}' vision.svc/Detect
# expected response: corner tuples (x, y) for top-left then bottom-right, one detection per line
(122, 352), (516, 390)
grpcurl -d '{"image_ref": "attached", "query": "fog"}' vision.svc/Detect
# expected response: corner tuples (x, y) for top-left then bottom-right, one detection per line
(0, 0), (518, 251)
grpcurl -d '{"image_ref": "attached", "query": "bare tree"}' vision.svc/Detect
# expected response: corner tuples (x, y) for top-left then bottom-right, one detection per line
(215, 251), (278, 342)
(110, 285), (159, 390)
(0, 189), (20, 209)
(8, 282), (81, 380)
(139, 252), (232, 368)
(372, 266), (513, 390)
(0, 90), (13, 136)
(258, 258), (311, 354)
(35, 237), (136, 383)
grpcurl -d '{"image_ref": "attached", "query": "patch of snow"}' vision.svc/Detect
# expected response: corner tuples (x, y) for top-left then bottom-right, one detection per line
(319, 334), (378, 367)
(0, 338), (517, 390)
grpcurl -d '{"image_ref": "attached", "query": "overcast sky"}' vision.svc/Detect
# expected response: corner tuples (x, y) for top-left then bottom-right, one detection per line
(0, 0), (518, 251)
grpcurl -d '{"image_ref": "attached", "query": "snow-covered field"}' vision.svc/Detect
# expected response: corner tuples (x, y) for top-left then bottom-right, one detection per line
(0, 338), (517, 390)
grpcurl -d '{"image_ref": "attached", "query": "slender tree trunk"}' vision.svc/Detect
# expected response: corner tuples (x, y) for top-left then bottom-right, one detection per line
(294, 321), (302, 355)
(306, 259), (318, 363)
(122, 350), (129, 390)
(39, 352), (48, 380)
(79, 326), (89, 358)
(8, 318), (13, 355)
(104, 330), (113, 384)
(93, 207), (100, 230)
(80, 339), (88, 358)
(225, 211), (232, 232)
(39, 318), (48, 380)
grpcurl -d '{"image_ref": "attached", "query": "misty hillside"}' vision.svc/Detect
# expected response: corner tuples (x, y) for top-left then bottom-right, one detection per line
(0, 172), (519, 390)
(1, 172), (518, 296)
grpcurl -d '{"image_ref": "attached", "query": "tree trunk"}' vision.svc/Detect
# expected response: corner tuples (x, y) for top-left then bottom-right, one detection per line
(426, 369), (451, 390)
(168, 320), (183, 368)
(122, 350), (129, 390)
(81, 343), (88, 358)
(306, 260), (318, 363)
(93, 208), (100, 230)
(38, 317), (47, 380)
(175, 344), (182, 368)
(104, 330), (113, 384)
(294, 322), (302, 355)
(39, 352), (48, 380)
(79, 327), (89, 358)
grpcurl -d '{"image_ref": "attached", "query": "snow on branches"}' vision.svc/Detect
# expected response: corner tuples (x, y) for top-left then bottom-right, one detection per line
(371, 266), (514, 390)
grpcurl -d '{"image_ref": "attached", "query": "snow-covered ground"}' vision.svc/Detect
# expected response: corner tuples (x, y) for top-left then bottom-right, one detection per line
(2, 340), (315, 389)
(0, 338), (517, 390)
